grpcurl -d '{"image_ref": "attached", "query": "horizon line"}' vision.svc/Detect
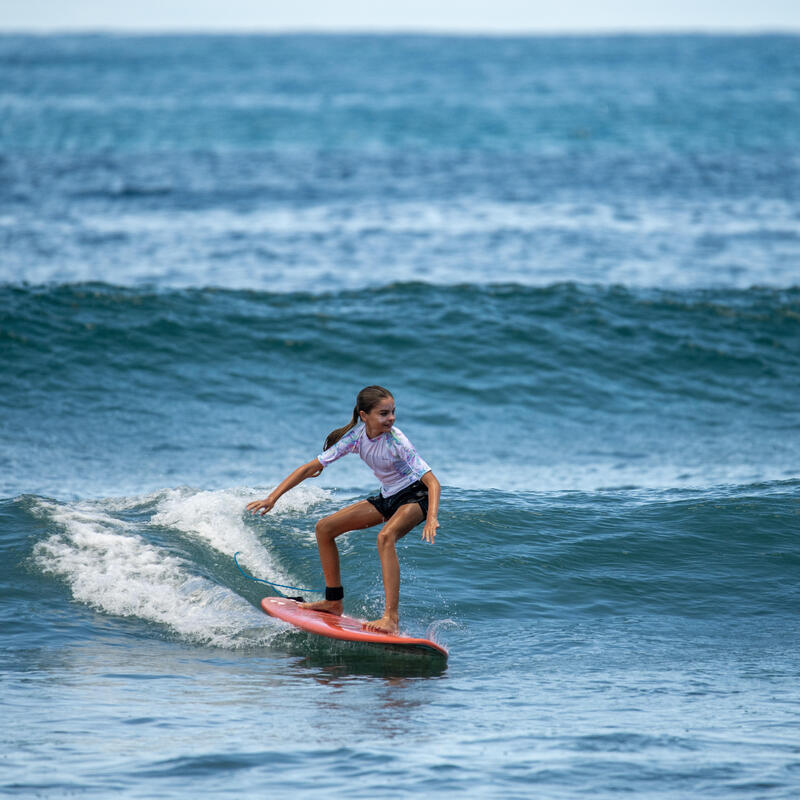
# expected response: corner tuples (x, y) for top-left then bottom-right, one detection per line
(2, 25), (800, 36)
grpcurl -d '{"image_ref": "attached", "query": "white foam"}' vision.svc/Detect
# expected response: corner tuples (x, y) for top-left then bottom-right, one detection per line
(5, 195), (798, 291)
(32, 197), (792, 292)
(31, 498), (279, 648)
(72, 197), (799, 241)
(150, 483), (332, 568)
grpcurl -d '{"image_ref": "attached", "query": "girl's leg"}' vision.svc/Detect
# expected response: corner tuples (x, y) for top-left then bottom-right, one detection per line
(302, 500), (384, 614)
(365, 502), (425, 634)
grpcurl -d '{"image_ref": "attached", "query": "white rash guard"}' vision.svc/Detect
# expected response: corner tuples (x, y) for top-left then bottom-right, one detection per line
(317, 422), (430, 497)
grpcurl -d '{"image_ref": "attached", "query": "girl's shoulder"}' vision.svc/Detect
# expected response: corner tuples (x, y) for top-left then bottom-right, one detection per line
(342, 421), (366, 446)
(387, 426), (412, 447)
(319, 421), (365, 462)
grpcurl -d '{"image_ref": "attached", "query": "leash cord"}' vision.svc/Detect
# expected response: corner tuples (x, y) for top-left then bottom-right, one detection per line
(233, 551), (320, 595)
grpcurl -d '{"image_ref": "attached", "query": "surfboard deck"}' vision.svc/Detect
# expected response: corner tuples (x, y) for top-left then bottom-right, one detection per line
(261, 597), (448, 659)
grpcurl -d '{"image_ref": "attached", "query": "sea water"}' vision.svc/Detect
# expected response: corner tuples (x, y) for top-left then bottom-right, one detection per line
(2, 34), (800, 798)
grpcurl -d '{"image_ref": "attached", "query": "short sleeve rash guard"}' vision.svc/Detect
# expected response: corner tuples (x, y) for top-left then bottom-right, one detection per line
(318, 423), (430, 497)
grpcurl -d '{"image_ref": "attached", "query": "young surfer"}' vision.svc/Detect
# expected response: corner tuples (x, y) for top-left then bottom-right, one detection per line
(246, 385), (440, 634)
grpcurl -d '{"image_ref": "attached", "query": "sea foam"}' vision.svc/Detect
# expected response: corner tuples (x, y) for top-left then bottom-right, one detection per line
(30, 493), (318, 648)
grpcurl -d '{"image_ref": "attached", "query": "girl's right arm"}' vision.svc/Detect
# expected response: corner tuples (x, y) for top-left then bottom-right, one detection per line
(246, 458), (324, 516)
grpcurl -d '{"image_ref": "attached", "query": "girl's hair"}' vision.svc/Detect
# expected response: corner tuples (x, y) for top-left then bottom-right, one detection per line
(324, 385), (393, 450)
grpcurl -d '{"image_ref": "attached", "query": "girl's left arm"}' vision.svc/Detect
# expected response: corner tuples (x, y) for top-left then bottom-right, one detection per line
(420, 471), (441, 543)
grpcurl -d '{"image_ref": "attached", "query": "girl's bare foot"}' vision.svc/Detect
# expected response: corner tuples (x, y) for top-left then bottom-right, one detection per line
(300, 599), (343, 616)
(364, 614), (399, 634)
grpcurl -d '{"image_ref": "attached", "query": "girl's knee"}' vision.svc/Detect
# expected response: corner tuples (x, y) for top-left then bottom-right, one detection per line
(315, 516), (336, 541)
(376, 527), (397, 551)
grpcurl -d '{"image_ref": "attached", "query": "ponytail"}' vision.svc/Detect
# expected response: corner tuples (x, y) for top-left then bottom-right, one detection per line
(323, 385), (393, 451)
(323, 405), (360, 451)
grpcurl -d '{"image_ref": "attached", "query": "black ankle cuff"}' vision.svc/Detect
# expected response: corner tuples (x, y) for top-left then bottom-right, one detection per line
(325, 586), (344, 601)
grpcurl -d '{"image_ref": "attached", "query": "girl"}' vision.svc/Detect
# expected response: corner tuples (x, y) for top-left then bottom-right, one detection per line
(246, 385), (441, 634)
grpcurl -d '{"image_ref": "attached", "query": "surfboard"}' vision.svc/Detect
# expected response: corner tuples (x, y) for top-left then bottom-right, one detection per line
(261, 597), (448, 658)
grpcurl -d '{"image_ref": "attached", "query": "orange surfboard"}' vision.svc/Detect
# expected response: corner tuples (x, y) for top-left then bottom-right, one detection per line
(261, 597), (448, 659)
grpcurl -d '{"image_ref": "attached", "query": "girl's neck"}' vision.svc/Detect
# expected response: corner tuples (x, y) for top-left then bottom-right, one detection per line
(364, 421), (390, 440)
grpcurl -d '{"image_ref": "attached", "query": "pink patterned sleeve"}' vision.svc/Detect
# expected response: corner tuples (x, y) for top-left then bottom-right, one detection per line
(317, 424), (362, 466)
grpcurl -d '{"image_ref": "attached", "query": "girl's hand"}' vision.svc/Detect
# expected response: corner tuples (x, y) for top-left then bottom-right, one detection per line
(246, 496), (275, 516)
(422, 517), (439, 543)
(247, 462), (322, 518)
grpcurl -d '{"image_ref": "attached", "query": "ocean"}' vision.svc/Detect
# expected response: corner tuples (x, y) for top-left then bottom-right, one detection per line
(2, 33), (799, 798)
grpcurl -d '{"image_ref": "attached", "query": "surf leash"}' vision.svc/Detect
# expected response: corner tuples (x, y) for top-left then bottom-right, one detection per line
(233, 551), (320, 602)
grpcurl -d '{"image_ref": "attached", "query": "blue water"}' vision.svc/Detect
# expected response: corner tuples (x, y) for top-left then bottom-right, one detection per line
(2, 33), (800, 798)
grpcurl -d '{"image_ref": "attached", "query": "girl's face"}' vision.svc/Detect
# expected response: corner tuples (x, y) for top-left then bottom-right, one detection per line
(360, 396), (395, 438)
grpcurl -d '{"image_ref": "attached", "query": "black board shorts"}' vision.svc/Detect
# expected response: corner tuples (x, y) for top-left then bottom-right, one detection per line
(366, 479), (429, 522)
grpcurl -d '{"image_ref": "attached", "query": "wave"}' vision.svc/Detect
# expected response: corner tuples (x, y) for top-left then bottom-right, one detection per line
(3, 281), (797, 409)
(446, 481), (800, 620)
(1, 281), (798, 499)
(3, 479), (797, 652)
(3, 279), (798, 358)
(20, 486), (332, 648)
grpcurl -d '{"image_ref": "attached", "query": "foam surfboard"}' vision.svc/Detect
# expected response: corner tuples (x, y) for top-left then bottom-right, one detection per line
(261, 597), (448, 659)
